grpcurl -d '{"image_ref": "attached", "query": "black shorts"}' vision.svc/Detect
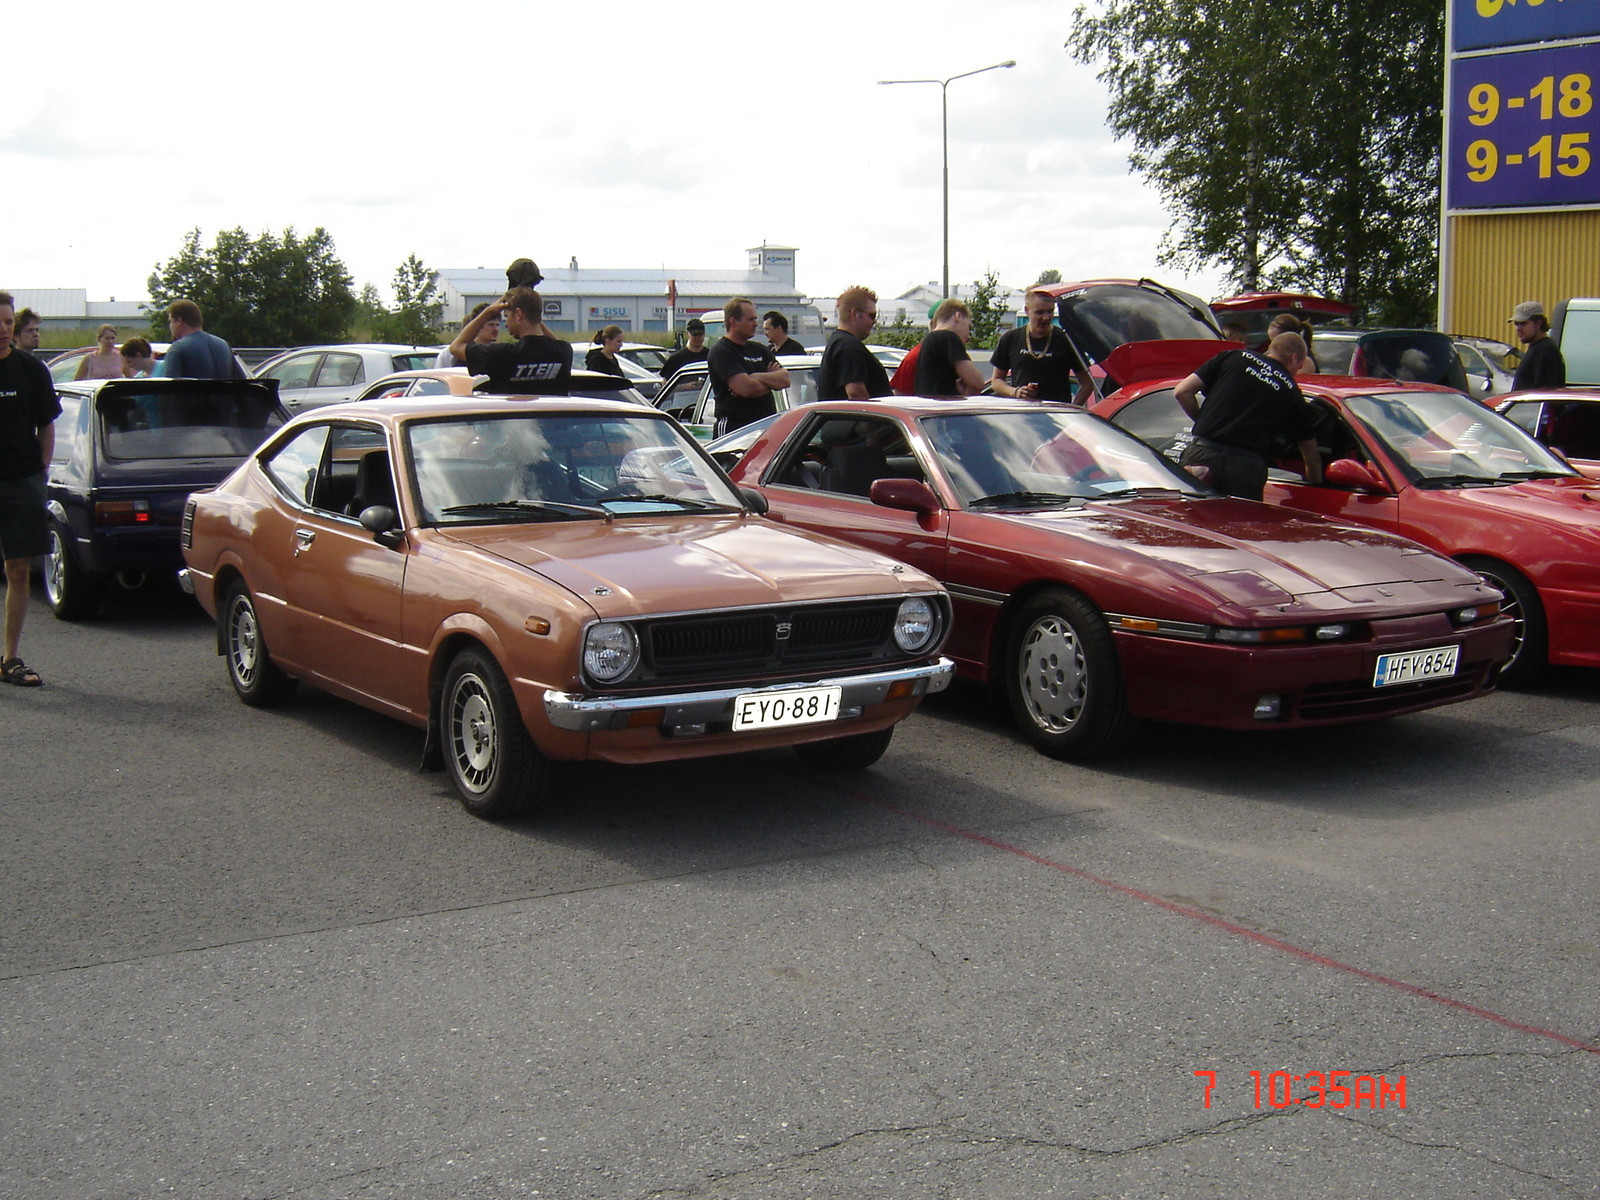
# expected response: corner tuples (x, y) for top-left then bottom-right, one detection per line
(0, 473), (49, 560)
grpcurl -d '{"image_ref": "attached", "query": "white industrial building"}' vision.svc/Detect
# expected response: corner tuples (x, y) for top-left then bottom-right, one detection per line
(434, 245), (822, 338)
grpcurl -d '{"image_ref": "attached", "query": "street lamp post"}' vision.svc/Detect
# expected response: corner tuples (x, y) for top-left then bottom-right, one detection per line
(879, 59), (1015, 300)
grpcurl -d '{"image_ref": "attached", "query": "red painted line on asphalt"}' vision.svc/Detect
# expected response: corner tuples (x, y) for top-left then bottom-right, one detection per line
(859, 794), (1600, 1056)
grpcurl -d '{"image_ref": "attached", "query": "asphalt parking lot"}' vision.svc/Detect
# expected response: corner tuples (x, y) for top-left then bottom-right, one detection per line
(3, 584), (1597, 1199)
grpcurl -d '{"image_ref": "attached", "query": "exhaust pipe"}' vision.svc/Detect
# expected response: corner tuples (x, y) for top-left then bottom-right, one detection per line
(115, 567), (147, 590)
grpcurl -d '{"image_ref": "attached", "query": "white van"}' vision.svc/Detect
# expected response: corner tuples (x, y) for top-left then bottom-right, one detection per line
(1552, 298), (1600, 385)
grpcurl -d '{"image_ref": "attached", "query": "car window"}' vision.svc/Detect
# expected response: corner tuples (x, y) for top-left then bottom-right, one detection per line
(408, 377), (452, 396)
(50, 394), (86, 464)
(1106, 388), (1190, 458)
(406, 412), (742, 524)
(393, 352), (437, 373)
(269, 354), (320, 390)
(314, 354), (364, 389)
(655, 372), (703, 421)
(1500, 401), (1541, 437)
(99, 388), (287, 461)
(263, 425), (332, 506)
(769, 414), (923, 496)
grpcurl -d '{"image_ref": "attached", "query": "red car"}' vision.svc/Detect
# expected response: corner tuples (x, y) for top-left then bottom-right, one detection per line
(1095, 378), (1600, 685)
(728, 397), (1511, 759)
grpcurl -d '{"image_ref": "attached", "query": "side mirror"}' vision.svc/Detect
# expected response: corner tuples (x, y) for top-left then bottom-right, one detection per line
(1323, 458), (1388, 493)
(738, 487), (769, 515)
(870, 477), (942, 514)
(359, 505), (404, 547)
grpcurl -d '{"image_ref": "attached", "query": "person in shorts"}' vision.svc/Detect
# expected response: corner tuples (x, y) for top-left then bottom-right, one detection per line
(0, 291), (61, 687)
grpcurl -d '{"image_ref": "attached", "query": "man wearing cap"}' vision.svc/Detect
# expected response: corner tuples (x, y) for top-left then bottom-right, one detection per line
(660, 318), (710, 380)
(1510, 300), (1565, 391)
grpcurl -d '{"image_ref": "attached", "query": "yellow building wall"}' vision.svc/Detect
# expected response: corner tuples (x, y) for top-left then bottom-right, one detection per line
(1448, 209), (1600, 340)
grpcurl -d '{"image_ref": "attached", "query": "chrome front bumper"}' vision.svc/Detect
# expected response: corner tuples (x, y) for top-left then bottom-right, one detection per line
(543, 657), (955, 733)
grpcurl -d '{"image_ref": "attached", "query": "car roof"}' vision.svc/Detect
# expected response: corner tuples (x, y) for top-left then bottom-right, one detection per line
(298, 395), (674, 424)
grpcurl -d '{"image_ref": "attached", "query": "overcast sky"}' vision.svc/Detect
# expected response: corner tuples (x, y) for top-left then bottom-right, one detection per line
(1, 0), (1227, 308)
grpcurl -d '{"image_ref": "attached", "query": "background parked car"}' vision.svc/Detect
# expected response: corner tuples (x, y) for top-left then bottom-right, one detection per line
(1498, 387), (1600, 469)
(653, 353), (823, 440)
(1452, 334), (1518, 401)
(44, 377), (288, 619)
(251, 344), (439, 412)
(1551, 297), (1600, 385)
(352, 367), (650, 406)
(1306, 329), (1472, 395)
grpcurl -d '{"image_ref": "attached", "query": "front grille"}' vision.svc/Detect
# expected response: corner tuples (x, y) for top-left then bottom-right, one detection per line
(633, 599), (914, 684)
(651, 614), (776, 666)
(1295, 658), (1495, 720)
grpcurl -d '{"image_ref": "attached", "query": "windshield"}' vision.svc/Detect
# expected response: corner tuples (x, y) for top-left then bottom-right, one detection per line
(1345, 389), (1577, 485)
(99, 388), (286, 460)
(407, 412), (744, 524)
(921, 410), (1206, 507)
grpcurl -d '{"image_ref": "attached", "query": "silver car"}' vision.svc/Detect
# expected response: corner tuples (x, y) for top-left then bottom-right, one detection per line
(252, 343), (440, 412)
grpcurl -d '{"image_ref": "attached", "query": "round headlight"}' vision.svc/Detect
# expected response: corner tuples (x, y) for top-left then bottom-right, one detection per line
(893, 597), (938, 653)
(583, 622), (639, 683)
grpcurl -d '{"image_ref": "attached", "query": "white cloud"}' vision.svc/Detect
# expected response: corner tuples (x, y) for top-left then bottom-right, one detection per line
(0, 0), (1226, 308)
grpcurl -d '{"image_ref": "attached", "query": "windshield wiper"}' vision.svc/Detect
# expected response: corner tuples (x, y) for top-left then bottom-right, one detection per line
(1414, 473), (1501, 488)
(1496, 469), (1577, 481)
(969, 490), (1089, 507)
(1091, 485), (1190, 499)
(602, 492), (739, 511)
(441, 499), (609, 519)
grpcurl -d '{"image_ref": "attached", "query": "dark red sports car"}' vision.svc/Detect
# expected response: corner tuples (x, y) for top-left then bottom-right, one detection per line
(728, 397), (1511, 759)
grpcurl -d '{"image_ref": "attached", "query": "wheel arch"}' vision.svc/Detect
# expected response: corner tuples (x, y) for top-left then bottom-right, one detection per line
(985, 577), (1106, 697)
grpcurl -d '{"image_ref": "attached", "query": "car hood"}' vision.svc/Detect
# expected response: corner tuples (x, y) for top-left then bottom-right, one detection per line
(440, 515), (930, 617)
(982, 496), (1486, 613)
(1419, 474), (1600, 529)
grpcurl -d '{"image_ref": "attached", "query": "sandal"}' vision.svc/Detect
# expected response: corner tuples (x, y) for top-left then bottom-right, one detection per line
(1, 658), (42, 687)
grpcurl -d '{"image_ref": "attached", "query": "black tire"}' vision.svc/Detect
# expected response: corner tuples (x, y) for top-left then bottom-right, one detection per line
(221, 582), (297, 707)
(1003, 588), (1138, 759)
(43, 524), (102, 621)
(439, 648), (547, 820)
(793, 725), (895, 770)
(1461, 557), (1547, 688)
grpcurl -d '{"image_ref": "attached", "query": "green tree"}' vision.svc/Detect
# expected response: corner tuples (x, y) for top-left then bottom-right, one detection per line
(1068, 0), (1442, 324)
(874, 311), (925, 351)
(147, 226), (358, 345)
(1033, 268), (1063, 287)
(387, 254), (444, 345)
(967, 270), (1012, 350)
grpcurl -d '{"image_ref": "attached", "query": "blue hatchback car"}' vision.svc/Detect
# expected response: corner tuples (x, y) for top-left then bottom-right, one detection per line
(44, 377), (287, 619)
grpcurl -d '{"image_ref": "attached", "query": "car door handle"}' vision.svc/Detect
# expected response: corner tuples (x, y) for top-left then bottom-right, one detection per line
(293, 529), (316, 555)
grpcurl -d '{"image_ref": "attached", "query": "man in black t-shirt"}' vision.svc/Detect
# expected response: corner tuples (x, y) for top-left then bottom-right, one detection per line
(1174, 333), (1322, 501)
(0, 292), (60, 688)
(990, 289), (1083, 403)
(1509, 300), (1566, 391)
(707, 298), (789, 436)
(914, 298), (987, 396)
(763, 311), (808, 357)
(450, 287), (573, 395)
(817, 286), (890, 401)
(660, 318), (710, 380)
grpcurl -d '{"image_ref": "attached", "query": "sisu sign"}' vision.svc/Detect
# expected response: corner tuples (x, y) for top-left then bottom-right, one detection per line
(1452, 0), (1600, 53)
(1447, 40), (1599, 207)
